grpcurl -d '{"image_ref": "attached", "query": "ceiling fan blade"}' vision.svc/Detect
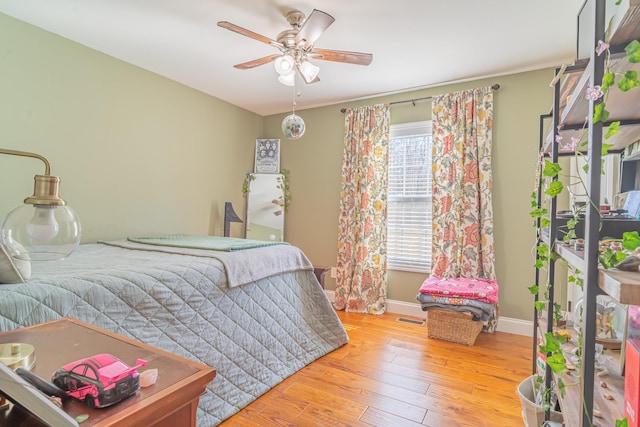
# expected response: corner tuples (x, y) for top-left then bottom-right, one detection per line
(310, 48), (373, 66)
(294, 9), (335, 49)
(233, 54), (282, 70)
(217, 21), (282, 49)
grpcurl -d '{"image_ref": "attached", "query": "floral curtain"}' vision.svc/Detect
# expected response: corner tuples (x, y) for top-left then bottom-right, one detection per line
(431, 87), (495, 280)
(334, 104), (390, 314)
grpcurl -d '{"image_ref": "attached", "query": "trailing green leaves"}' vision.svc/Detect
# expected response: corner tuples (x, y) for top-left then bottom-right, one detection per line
(626, 39), (640, 63)
(539, 332), (567, 373)
(601, 72), (615, 92)
(600, 245), (628, 269)
(544, 181), (564, 197)
(593, 102), (610, 123)
(543, 159), (561, 177)
(605, 121), (620, 139)
(557, 377), (566, 398)
(623, 231), (640, 251)
(616, 417), (629, 427)
(618, 70), (640, 92)
(568, 268), (584, 290)
(534, 243), (551, 269)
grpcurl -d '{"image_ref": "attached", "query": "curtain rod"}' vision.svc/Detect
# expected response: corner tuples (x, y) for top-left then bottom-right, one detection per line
(339, 83), (500, 113)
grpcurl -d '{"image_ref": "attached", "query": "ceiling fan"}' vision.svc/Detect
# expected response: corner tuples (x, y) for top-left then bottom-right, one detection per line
(217, 9), (373, 85)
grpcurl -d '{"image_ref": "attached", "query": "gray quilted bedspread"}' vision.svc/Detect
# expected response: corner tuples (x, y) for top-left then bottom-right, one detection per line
(0, 244), (349, 426)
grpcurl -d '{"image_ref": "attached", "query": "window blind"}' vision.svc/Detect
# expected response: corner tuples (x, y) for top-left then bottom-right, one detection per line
(387, 121), (432, 272)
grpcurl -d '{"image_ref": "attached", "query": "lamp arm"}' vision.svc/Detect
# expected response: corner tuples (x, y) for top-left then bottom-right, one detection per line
(0, 148), (51, 176)
(0, 148), (64, 206)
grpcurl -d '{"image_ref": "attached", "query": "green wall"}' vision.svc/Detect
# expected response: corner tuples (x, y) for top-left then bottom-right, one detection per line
(1, 12), (558, 322)
(0, 13), (261, 243)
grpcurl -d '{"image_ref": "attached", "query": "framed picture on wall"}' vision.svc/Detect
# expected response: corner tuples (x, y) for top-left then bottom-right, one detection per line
(254, 139), (280, 174)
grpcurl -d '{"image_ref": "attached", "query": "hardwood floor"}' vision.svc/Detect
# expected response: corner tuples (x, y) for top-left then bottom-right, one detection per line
(220, 311), (533, 426)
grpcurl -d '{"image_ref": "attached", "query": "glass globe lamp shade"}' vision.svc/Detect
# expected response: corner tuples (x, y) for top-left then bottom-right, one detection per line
(274, 55), (295, 75)
(1, 204), (81, 261)
(281, 114), (306, 140)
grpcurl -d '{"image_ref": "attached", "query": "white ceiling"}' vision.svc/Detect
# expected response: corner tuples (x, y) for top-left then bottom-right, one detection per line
(0, 0), (585, 116)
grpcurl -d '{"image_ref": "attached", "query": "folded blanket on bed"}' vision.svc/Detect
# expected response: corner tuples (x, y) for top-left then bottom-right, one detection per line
(100, 239), (312, 288)
(127, 234), (287, 252)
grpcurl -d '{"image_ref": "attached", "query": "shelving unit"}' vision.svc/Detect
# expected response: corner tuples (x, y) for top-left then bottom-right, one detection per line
(555, 243), (640, 304)
(536, 313), (626, 424)
(533, 0), (640, 426)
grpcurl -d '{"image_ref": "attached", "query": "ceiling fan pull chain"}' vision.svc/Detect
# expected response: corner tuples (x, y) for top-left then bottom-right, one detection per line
(292, 74), (297, 114)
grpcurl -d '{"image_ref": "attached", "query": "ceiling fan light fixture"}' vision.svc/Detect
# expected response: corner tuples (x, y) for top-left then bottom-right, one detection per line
(298, 60), (320, 83)
(274, 54), (295, 75)
(278, 72), (295, 86)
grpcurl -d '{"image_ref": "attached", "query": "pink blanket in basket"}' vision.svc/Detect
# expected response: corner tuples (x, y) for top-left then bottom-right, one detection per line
(418, 276), (499, 304)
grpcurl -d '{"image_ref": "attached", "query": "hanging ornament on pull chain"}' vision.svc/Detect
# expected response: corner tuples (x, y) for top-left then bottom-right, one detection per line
(281, 72), (306, 140)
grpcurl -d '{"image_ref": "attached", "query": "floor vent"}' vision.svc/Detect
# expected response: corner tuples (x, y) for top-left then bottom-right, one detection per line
(396, 317), (425, 326)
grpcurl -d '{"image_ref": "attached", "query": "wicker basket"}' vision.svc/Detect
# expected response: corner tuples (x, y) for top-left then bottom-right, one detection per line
(427, 309), (483, 346)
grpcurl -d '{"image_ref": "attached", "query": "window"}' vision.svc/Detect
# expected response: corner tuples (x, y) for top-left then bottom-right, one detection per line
(387, 121), (432, 272)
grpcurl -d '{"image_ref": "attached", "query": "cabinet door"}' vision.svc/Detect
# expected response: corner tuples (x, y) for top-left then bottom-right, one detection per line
(245, 174), (284, 242)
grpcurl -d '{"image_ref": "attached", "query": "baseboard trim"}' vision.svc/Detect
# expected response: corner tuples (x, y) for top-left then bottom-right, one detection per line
(324, 290), (533, 337)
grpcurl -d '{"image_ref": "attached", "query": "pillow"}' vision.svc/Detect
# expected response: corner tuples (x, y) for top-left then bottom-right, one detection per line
(0, 243), (30, 283)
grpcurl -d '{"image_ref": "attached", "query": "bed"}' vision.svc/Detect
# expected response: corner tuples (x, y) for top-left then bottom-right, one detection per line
(0, 236), (349, 426)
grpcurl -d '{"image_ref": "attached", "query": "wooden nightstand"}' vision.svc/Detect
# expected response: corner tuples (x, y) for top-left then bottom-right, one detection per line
(0, 318), (216, 427)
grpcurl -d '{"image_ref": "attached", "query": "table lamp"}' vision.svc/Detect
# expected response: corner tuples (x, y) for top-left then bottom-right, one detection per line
(0, 148), (81, 261)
